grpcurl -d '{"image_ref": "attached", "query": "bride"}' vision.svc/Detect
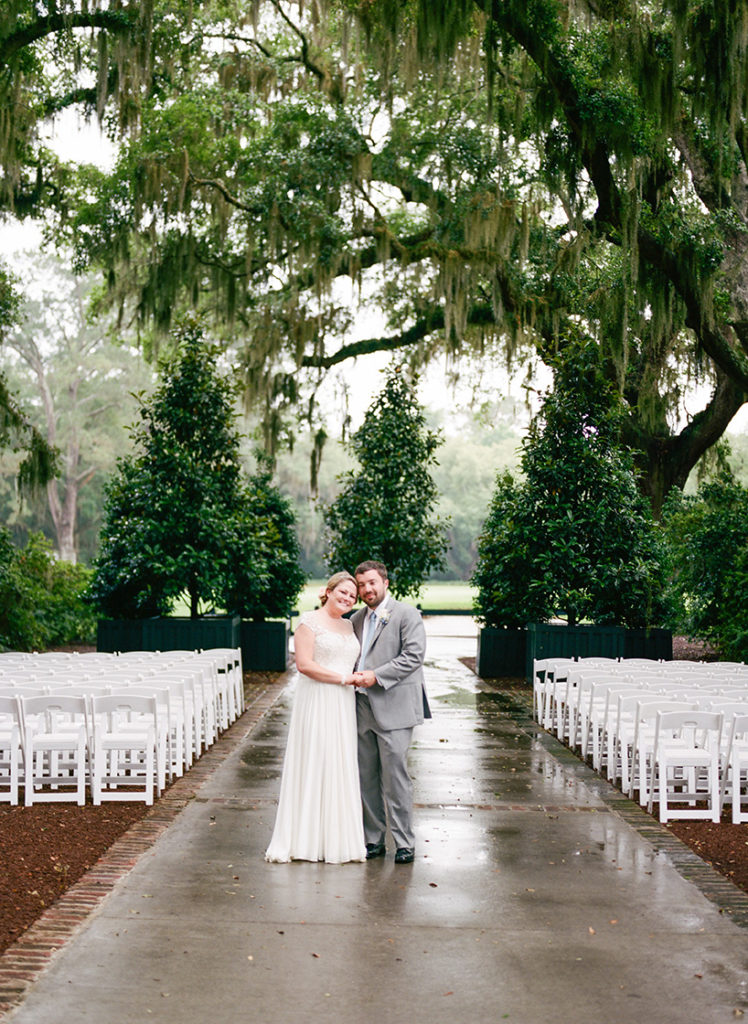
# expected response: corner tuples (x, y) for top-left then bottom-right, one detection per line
(265, 571), (366, 864)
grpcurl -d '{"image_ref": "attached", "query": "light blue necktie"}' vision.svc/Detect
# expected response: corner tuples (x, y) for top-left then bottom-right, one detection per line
(360, 611), (377, 668)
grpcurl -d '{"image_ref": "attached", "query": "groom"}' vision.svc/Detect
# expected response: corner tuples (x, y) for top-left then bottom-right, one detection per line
(352, 560), (430, 864)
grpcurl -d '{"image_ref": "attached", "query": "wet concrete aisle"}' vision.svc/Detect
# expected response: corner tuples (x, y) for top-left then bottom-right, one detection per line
(7, 620), (748, 1024)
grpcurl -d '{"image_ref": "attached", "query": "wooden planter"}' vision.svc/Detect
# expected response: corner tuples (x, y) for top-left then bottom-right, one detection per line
(525, 622), (672, 680)
(97, 615), (241, 653)
(476, 627), (527, 679)
(240, 619), (290, 672)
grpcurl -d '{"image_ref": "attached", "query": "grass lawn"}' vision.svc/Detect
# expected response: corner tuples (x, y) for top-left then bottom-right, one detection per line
(171, 581), (476, 617)
(298, 580), (476, 613)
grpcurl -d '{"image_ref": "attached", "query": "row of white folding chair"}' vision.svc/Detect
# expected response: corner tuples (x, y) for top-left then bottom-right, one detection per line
(39, 679), (180, 788)
(538, 659), (620, 735)
(0, 683), (168, 802)
(558, 668), (678, 751)
(0, 649), (242, 802)
(11, 655), (226, 765)
(133, 661), (217, 757)
(10, 692), (158, 806)
(579, 677), (746, 765)
(598, 697), (722, 821)
(111, 651), (236, 749)
(594, 682), (745, 782)
(555, 671), (729, 778)
(604, 695), (748, 822)
(161, 648), (244, 731)
(533, 658), (577, 727)
(534, 658), (748, 822)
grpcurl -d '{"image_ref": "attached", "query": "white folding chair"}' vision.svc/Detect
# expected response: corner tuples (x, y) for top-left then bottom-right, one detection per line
(601, 688), (651, 785)
(647, 710), (723, 823)
(721, 713), (748, 823)
(628, 700), (696, 805)
(200, 647), (244, 721)
(18, 694), (89, 806)
(0, 695), (22, 804)
(528, 659), (577, 733)
(113, 684), (172, 791)
(90, 694), (158, 805)
(574, 675), (632, 765)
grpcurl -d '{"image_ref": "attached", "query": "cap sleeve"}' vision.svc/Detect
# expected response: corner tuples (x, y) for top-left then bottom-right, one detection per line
(297, 610), (324, 634)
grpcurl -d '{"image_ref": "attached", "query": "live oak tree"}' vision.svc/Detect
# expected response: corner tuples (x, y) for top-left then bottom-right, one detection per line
(61, 0), (746, 513)
(4, 1), (748, 512)
(323, 364), (449, 598)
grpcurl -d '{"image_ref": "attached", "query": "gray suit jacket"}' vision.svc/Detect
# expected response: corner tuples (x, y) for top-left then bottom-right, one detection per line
(352, 599), (431, 731)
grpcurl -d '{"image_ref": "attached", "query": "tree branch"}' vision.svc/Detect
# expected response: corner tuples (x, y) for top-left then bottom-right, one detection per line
(300, 304), (497, 368)
(0, 10), (135, 66)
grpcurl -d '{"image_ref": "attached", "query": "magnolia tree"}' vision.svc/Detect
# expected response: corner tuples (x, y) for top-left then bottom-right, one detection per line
(472, 340), (669, 629)
(323, 365), (449, 599)
(88, 321), (305, 620)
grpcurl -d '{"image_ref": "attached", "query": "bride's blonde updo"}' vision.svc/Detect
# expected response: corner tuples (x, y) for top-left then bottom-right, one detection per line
(319, 571), (357, 606)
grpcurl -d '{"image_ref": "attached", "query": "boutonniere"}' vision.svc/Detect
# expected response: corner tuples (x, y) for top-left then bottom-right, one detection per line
(378, 609), (390, 625)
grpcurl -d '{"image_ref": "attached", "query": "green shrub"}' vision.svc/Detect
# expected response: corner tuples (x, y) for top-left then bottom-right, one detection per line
(0, 529), (96, 651)
(220, 463), (307, 621)
(663, 474), (748, 659)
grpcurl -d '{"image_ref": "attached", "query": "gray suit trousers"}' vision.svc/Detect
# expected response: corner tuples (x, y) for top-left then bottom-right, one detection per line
(356, 692), (414, 849)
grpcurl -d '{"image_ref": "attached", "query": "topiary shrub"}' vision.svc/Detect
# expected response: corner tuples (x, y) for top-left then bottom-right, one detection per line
(88, 320), (305, 621)
(323, 364), (449, 598)
(472, 340), (669, 629)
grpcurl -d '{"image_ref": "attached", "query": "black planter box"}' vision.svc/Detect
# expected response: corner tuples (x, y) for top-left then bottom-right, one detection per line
(240, 620), (290, 672)
(96, 618), (144, 652)
(97, 616), (240, 653)
(621, 627), (673, 661)
(476, 627), (527, 678)
(526, 622), (672, 680)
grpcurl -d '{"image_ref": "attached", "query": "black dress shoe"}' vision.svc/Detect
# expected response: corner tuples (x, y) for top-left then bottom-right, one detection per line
(394, 847), (414, 864)
(366, 842), (386, 860)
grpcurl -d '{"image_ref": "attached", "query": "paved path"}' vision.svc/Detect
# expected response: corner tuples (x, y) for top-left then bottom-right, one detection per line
(3, 619), (748, 1023)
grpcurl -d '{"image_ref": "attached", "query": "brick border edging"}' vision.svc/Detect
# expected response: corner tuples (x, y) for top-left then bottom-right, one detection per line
(490, 685), (748, 928)
(0, 677), (287, 1019)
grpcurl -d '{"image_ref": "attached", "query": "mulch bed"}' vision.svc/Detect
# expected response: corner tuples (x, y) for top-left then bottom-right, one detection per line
(0, 802), (149, 954)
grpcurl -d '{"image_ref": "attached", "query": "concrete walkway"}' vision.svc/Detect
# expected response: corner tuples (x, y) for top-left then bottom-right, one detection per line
(4, 619), (748, 1023)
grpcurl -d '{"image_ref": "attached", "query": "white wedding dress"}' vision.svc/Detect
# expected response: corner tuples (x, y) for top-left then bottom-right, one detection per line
(265, 611), (366, 864)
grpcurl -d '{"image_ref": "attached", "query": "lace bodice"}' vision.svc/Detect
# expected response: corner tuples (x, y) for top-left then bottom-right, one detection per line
(297, 611), (360, 676)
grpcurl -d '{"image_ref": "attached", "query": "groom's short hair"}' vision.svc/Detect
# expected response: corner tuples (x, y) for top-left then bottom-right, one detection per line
(355, 559), (388, 581)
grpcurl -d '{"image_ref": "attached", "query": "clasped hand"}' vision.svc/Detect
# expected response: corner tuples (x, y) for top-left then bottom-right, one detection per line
(344, 670), (376, 688)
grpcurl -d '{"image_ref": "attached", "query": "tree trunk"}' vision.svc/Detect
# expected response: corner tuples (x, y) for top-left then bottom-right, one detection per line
(627, 373), (745, 517)
(47, 478), (78, 563)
